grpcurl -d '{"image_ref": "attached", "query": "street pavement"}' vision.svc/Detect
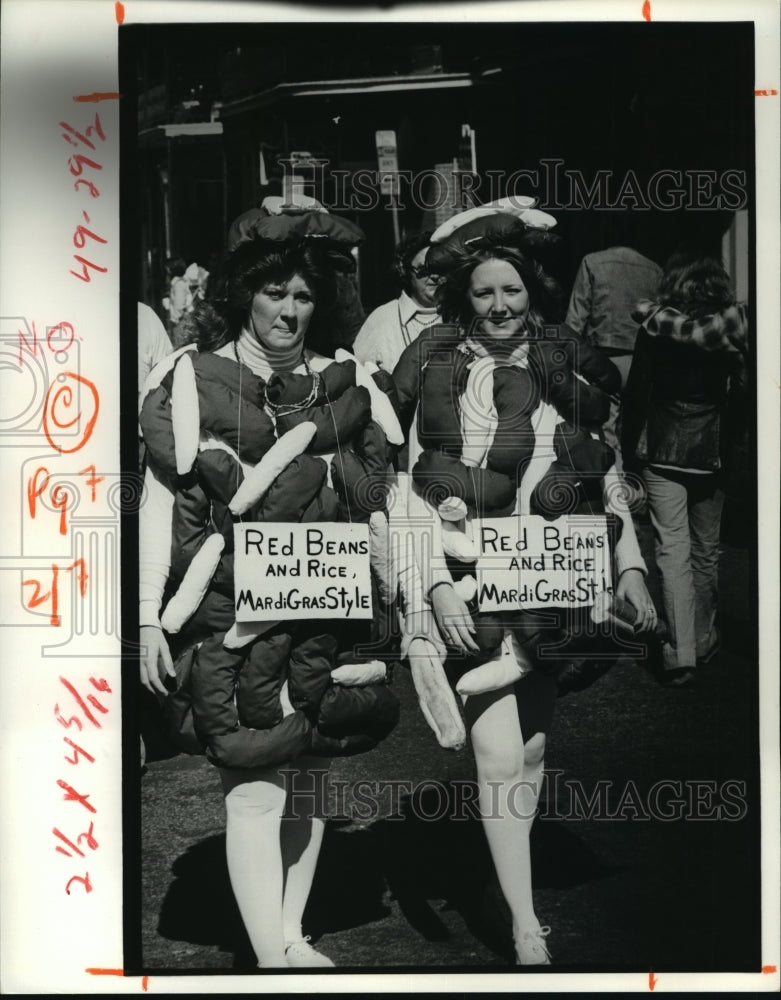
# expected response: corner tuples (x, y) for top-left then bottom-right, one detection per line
(137, 522), (761, 974)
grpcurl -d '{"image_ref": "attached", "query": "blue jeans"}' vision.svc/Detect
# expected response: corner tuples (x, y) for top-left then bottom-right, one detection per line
(642, 466), (724, 671)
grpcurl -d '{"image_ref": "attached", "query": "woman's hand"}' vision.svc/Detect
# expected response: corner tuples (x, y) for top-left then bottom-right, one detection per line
(430, 583), (480, 653)
(616, 569), (658, 633)
(140, 624), (175, 695)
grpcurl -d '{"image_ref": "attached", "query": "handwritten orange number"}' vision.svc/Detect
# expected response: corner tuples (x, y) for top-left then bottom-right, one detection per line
(23, 558), (88, 625)
(23, 564), (60, 626)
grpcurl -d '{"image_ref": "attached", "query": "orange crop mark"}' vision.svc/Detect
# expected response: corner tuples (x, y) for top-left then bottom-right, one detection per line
(86, 968), (124, 976)
(73, 92), (121, 103)
(142, 975), (149, 991)
(642, 0), (651, 21)
(755, 89), (779, 96)
(763, 965), (777, 973)
(115, 2), (125, 24)
(649, 971), (658, 990)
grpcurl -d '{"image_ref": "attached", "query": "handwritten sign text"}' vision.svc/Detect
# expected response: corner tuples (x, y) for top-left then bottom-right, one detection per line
(234, 522), (372, 621)
(475, 515), (613, 612)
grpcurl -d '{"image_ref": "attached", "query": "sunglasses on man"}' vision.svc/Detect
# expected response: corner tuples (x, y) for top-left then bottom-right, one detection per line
(410, 264), (445, 282)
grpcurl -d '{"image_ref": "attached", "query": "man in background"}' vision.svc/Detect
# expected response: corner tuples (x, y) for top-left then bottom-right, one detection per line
(353, 231), (442, 373)
(566, 230), (661, 470)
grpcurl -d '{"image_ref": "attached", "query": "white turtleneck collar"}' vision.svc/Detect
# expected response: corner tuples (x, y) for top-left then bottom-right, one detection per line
(223, 327), (306, 381)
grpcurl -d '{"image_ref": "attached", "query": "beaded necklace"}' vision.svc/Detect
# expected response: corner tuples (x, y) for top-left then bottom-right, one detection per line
(232, 337), (323, 418)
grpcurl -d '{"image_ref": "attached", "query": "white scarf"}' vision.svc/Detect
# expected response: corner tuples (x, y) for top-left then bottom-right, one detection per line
(458, 335), (530, 469)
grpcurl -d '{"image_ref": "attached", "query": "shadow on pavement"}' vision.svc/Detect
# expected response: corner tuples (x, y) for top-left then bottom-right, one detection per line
(153, 782), (619, 969)
(156, 834), (255, 968)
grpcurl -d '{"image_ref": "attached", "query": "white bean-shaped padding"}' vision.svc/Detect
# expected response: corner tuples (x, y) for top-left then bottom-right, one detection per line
(456, 631), (532, 697)
(408, 644), (466, 751)
(228, 421), (316, 516)
(320, 451), (335, 490)
(453, 575), (477, 603)
(440, 520), (478, 562)
(369, 511), (397, 604)
(335, 348), (404, 446)
(481, 194), (537, 213)
(223, 619), (279, 650)
(331, 660), (387, 686)
(139, 344), (197, 408)
(161, 533), (225, 634)
(171, 352), (200, 475)
(280, 680), (295, 717)
(518, 207), (557, 230)
(429, 197), (539, 243)
(438, 496), (467, 522)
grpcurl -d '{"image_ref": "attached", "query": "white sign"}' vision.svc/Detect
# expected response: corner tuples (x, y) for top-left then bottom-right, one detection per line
(375, 129), (397, 151)
(375, 129), (399, 195)
(233, 522), (373, 621)
(475, 515), (613, 612)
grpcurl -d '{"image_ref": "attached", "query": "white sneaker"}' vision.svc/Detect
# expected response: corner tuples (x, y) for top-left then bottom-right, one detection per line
(284, 935), (335, 968)
(514, 925), (552, 965)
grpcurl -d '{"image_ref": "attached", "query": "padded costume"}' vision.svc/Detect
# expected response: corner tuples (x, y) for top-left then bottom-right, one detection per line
(140, 346), (400, 769)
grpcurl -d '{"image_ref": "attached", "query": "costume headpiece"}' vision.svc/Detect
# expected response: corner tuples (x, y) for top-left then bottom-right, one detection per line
(226, 196), (364, 272)
(427, 196), (559, 274)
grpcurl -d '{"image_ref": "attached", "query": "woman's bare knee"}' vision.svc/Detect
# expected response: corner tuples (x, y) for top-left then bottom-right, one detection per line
(222, 769), (287, 820)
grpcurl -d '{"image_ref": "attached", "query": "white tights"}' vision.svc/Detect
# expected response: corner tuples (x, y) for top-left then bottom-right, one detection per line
(464, 686), (545, 938)
(220, 756), (330, 968)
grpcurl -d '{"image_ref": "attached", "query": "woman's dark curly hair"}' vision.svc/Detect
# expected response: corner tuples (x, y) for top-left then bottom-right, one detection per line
(656, 247), (735, 319)
(194, 239), (343, 352)
(438, 244), (564, 335)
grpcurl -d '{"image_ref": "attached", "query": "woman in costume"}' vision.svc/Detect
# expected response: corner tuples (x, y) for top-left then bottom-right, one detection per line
(391, 206), (657, 964)
(138, 205), (400, 968)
